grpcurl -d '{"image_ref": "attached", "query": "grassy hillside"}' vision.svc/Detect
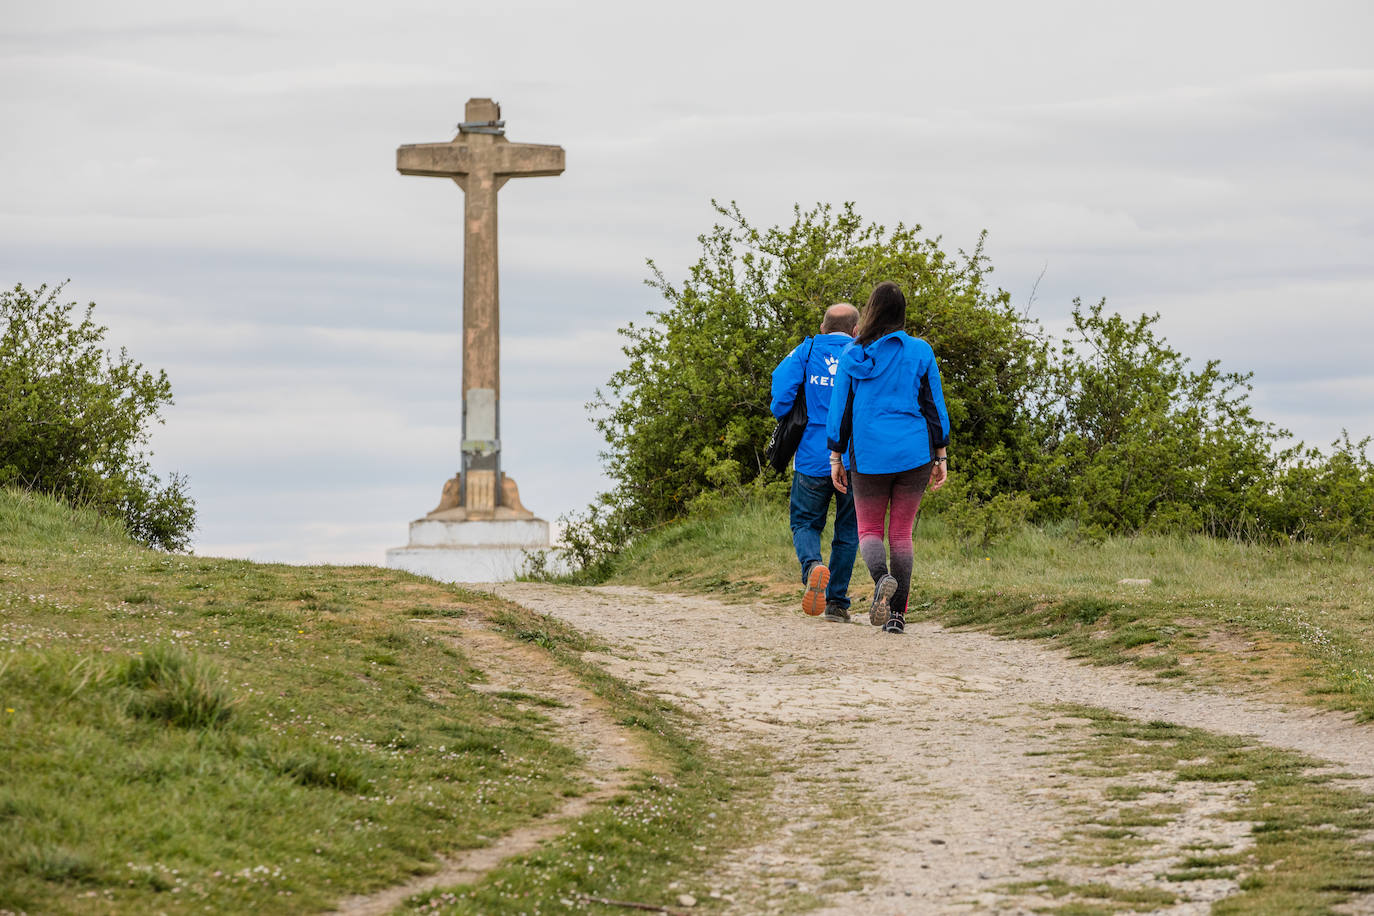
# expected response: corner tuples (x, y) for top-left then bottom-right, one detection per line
(603, 497), (1374, 718)
(0, 490), (754, 914)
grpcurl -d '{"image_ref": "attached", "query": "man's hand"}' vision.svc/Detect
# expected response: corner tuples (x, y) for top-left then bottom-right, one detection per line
(830, 452), (848, 494)
(929, 457), (948, 492)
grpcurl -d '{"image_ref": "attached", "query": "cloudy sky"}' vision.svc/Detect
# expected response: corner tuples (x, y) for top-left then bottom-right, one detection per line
(4, 1), (1372, 563)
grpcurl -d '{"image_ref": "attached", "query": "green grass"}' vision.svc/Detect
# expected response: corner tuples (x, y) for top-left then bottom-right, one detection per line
(1002, 878), (1179, 910)
(1040, 704), (1374, 914)
(601, 496), (1374, 717)
(406, 609), (770, 914)
(0, 489), (761, 914)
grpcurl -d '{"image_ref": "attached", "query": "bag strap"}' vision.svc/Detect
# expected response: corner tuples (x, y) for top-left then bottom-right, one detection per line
(796, 337), (816, 396)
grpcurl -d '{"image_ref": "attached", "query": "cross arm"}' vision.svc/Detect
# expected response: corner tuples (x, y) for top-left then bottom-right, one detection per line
(493, 142), (565, 178)
(396, 142), (475, 178)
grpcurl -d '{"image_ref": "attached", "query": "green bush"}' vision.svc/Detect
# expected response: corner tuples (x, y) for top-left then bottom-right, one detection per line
(0, 282), (195, 550)
(588, 201), (1043, 532)
(935, 482), (1034, 552)
(1265, 432), (1374, 543)
(570, 203), (1374, 570)
(1031, 299), (1282, 538)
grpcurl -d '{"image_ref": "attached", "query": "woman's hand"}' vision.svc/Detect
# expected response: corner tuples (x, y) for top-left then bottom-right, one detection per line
(929, 455), (948, 491)
(830, 452), (848, 494)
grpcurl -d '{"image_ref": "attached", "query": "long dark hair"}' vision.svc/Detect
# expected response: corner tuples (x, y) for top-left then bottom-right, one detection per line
(854, 281), (907, 346)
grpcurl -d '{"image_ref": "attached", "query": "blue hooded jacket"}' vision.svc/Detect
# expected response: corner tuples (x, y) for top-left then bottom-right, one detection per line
(825, 330), (950, 474)
(769, 333), (854, 477)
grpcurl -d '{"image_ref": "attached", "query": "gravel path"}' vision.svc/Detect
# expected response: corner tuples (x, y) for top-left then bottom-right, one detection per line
(494, 583), (1374, 915)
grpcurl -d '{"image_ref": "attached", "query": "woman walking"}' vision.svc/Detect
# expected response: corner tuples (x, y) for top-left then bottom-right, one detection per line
(825, 281), (950, 634)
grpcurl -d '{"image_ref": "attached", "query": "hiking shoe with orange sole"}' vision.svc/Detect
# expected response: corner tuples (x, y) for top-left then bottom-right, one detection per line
(802, 564), (830, 616)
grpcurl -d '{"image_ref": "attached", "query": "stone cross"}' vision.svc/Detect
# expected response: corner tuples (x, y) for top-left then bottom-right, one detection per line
(397, 98), (564, 517)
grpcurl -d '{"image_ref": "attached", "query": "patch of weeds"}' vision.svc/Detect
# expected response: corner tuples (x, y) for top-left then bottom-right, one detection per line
(378, 630), (414, 649)
(303, 598), (355, 613)
(1102, 784), (1167, 802)
(1164, 865), (1239, 882)
(118, 645), (236, 729)
(493, 690), (569, 708)
(435, 722), (514, 757)
(1005, 878), (1177, 909)
(410, 604), (467, 619)
(257, 742), (375, 793)
(1090, 804), (1180, 828)
(1061, 598), (1115, 625)
(1049, 903), (1131, 915)
(362, 652), (399, 666)
(16, 845), (99, 883)
(232, 607), (297, 630)
(516, 628), (559, 650)
(371, 726), (421, 749)
(488, 606), (593, 653)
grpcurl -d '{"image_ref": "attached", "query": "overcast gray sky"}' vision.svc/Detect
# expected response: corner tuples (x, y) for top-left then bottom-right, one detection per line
(4, 1), (1372, 562)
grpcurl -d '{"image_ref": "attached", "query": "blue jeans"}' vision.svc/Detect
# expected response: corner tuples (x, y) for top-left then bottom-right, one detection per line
(789, 471), (857, 609)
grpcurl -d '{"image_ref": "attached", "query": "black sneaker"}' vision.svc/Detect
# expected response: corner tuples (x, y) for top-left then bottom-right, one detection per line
(821, 602), (850, 623)
(883, 612), (906, 634)
(869, 575), (897, 626)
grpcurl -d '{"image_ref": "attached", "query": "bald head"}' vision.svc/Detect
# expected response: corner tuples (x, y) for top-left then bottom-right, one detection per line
(821, 302), (859, 336)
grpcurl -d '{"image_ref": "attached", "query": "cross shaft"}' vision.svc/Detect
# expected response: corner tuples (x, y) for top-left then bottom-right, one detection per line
(397, 98), (564, 516)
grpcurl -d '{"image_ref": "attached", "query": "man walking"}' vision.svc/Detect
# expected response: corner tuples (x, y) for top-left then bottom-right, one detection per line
(770, 303), (860, 621)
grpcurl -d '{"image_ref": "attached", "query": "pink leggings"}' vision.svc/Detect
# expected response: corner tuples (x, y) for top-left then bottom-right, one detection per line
(851, 463), (934, 617)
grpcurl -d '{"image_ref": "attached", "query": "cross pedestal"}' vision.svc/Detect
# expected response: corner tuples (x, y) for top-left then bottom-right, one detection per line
(385, 98), (567, 582)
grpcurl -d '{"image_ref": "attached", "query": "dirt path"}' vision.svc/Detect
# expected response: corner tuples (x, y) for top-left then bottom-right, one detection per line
(494, 583), (1374, 915)
(332, 614), (653, 916)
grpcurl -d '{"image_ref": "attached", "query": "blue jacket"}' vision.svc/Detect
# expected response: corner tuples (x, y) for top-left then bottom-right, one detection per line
(826, 330), (950, 474)
(770, 333), (855, 477)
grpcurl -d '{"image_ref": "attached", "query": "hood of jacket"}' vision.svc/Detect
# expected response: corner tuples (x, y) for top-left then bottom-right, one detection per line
(840, 330), (907, 380)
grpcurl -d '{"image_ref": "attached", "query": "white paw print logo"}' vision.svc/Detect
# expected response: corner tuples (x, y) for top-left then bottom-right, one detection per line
(824, 355), (839, 376)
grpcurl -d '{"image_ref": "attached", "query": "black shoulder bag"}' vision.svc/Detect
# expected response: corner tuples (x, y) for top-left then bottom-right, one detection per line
(765, 337), (816, 473)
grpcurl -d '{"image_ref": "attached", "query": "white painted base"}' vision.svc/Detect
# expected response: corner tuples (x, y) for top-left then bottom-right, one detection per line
(385, 516), (568, 583)
(408, 517), (550, 548)
(386, 545), (565, 583)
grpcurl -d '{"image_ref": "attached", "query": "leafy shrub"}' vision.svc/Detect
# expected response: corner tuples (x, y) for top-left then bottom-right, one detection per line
(0, 282), (194, 550)
(1265, 432), (1374, 543)
(570, 203), (1374, 569)
(1030, 299), (1281, 537)
(551, 495), (635, 582)
(936, 483), (1033, 552)
(588, 201), (1042, 531)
